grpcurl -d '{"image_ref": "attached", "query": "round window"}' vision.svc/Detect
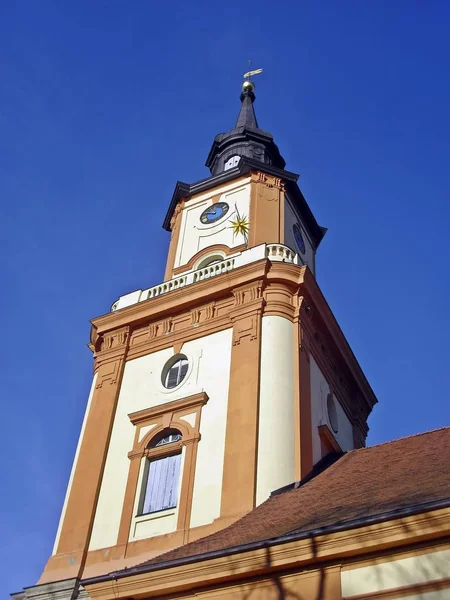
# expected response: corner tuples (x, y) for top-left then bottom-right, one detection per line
(327, 393), (339, 433)
(162, 355), (189, 389)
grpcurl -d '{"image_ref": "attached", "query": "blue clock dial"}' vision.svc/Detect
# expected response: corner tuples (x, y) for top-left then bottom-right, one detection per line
(293, 223), (306, 254)
(200, 202), (229, 224)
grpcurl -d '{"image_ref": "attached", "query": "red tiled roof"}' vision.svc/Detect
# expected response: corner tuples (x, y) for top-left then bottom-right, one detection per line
(140, 427), (450, 567)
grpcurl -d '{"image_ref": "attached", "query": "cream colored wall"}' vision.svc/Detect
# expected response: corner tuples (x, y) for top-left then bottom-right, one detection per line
(341, 548), (450, 597)
(175, 179), (251, 269)
(52, 373), (98, 555)
(188, 330), (232, 528)
(310, 357), (353, 464)
(284, 196), (315, 275)
(256, 316), (296, 505)
(88, 329), (232, 551)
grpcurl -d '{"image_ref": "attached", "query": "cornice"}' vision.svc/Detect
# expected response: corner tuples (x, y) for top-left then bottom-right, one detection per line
(300, 268), (378, 413)
(128, 392), (209, 425)
(91, 259), (270, 336)
(89, 260), (377, 418)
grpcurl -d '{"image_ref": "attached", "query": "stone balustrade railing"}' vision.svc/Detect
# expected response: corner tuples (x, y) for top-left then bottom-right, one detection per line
(111, 243), (298, 312)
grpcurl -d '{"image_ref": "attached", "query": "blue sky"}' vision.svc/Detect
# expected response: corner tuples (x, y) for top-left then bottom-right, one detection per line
(2, 0), (450, 595)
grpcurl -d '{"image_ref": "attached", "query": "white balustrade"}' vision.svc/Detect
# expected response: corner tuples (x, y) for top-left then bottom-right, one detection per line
(265, 244), (298, 264)
(111, 244), (298, 311)
(146, 276), (187, 299)
(193, 259), (235, 283)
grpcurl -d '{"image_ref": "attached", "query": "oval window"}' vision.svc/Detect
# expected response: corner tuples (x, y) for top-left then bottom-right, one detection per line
(162, 355), (189, 389)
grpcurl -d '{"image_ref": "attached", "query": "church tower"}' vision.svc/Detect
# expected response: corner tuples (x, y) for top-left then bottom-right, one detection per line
(22, 78), (377, 593)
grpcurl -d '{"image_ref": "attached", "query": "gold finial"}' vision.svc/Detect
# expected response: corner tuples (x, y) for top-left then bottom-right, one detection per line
(242, 60), (263, 93)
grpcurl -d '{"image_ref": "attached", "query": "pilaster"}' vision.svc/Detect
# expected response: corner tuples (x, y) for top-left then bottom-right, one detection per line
(39, 327), (130, 583)
(298, 298), (314, 478)
(220, 281), (265, 519)
(248, 172), (285, 248)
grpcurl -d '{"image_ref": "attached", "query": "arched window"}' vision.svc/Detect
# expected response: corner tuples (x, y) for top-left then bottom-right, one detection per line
(139, 428), (182, 515)
(162, 355), (188, 389)
(197, 254), (225, 269)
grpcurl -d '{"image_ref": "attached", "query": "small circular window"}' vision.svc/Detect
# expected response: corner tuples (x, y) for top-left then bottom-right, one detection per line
(327, 393), (339, 433)
(162, 355), (189, 389)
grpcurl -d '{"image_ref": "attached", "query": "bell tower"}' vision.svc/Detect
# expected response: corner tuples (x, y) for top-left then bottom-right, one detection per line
(14, 78), (377, 597)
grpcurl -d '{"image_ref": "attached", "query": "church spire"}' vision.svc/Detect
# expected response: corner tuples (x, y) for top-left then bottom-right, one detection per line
(235, 81), (259, 129)
(205, 78), (286, 176)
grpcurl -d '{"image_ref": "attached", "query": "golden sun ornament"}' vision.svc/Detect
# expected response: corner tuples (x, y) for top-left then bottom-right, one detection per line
(229, 209), (249, 245)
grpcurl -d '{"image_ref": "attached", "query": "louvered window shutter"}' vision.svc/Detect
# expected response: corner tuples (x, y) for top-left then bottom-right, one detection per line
(166, 365), (179, 388)
(179, 359), (188, 381)
(142, 454), (181, 513)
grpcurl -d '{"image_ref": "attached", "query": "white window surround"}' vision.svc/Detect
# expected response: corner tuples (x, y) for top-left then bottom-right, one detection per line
(163, 356), (189, 389)
(157, 348), (202, 397)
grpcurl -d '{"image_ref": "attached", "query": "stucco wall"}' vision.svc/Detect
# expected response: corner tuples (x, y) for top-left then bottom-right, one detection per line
(256, 316), (296, 504)
(88, 329), (233, 551)
(310, 357), (354, 464)
(284, 196), (315, 275)
(341, 548), (450, 597)
(175, 180), (251, 269)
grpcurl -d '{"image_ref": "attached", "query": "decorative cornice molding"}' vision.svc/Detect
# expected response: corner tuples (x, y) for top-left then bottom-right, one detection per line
(128, 392), (209, 426)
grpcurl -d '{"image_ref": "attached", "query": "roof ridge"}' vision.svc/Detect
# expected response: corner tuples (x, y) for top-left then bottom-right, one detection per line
(350, 425), (450, 453)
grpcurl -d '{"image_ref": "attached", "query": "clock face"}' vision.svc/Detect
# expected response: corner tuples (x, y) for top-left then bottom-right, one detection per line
(200, 202), (229, 224)
(293, 223), (306, 254)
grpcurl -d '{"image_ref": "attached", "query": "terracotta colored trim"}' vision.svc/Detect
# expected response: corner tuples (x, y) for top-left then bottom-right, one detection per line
(292, 299), (302, 481)
(343, 576), (450, 600)
(220, 281), (264, 519)
(91, 260), (269, 334)
(128, 392), (209, 426)
(40, 333), (130, 583)
(177, 438), (199, 541)
(298, 305), (313, 478)
(83, 507), (450, 600)
(117, 393), (207, 549)
(319, 424), (342, 455)
(248, 171), (285, 248)
(173, 341), (184, 355)
(172, 244), (246, 276)
(263, 281), (297, 320)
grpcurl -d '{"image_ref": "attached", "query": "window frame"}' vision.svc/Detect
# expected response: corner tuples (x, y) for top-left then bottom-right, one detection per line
(118, 392), (208, 548)
(137, 433), (183, 516)
(162, 354), (189, 390)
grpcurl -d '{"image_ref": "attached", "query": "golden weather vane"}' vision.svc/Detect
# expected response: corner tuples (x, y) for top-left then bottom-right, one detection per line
(243, 59), (263, 82)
